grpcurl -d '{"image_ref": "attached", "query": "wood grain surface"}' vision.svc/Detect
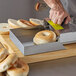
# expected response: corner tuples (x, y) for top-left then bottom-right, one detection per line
(0, 35), (76, 63)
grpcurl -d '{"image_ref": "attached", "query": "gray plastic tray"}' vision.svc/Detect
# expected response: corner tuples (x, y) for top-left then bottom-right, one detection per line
(10, 28), (65, 55)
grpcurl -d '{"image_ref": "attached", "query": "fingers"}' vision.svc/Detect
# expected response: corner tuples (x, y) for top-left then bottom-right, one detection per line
(49, 10), (54, 19)
(49, 10), (58, 24)
(65, 16), (71, 24)
(57, 12), (65, 24)
(51, 11), (57, 21)
(52, 17), (58, 24)
(57, 19), (63, 24)
(49, 9), (71, 25)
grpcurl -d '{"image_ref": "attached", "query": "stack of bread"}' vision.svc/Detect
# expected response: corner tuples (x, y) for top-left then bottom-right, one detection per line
(0, 48), (29, 76)
(0, 18), (44, 35)
(0, 18), (57, 75)
(8, 18), (44, 29)
(0, 18), (56, 44)
(8, 18), (57, 44)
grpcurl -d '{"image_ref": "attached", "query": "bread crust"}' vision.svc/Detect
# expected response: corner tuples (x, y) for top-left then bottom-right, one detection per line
(0, 53), (18, 72)
(33, 30), (56, 44)
(0, 48), (8, 63)
(17, 19), (37, 29)
(0, 23), (10, 35)
(7, 59), (29, 76)
(29, 18), (44, 26)
(0, 31), (9, 35)
(8, 19), (21, 29)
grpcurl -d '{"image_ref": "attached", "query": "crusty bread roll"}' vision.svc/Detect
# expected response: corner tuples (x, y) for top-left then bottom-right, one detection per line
(0, 23), (11, 35)
(33, 30), (56, 44)
(17, 19), (38, 29)
(6, 59), (29, 76)
(8, 19), (21, 29)
(29, 18), (44, 26)
(0, 48), (8, 63)
(0, 53), (18, 72)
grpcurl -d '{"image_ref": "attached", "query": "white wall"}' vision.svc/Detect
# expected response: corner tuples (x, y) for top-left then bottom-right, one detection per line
(0, 0), (49, 22)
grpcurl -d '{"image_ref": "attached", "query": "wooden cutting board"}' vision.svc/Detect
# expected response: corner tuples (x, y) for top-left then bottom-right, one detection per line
(0, 35), (76, 63)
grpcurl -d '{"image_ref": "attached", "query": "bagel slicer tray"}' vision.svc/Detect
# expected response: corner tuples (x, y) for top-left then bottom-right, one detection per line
(58, 23), (76, 44)
(9, 28), (65, 55)
(44, 17), (76, 44)
(58, 17), (76, 44)
(47, 23), (76, 44)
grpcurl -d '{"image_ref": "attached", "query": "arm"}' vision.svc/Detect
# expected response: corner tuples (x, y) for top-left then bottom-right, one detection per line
(44, 0), (63, 10)
(44, 0), (71, 24)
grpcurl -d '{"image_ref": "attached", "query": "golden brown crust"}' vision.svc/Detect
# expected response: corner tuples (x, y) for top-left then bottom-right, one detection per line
(0, 31), (9, 35)
(33, 30), (56, 44)
(9, 24), (21, 29)
(7, 58), (29, 76)
(8, 19), (21, 29)
(0, 53), (18, 72)
(35, 30), (54, 41)
(19, 19), (35, 26)
(0, 23), (10, 35)
(29, 18), (43, 26)
(0, 48), (8, 63)
(17, 19), (39, 29)
(30, 21), (38, 26)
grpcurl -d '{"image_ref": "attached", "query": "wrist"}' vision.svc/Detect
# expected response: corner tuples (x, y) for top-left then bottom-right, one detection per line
(51, 2), (64, 11)
(43, 0), (56, 8)
(44, 0), (64, 10)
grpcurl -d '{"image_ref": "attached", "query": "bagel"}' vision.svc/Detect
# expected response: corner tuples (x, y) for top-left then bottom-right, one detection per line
(8, 19), (21, 29)
(0, 53), (18, 72)
(29, 18), (44, 26)
(6, 59), (29, 76)
(0, 23), (11, 35)
(33, 30), (56, 44)
(17, 19), (40, 29)
(0, 48), (8, 63)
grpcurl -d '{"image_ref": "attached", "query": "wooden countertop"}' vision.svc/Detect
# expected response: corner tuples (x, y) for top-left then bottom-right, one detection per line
(0, 35), (76, 63)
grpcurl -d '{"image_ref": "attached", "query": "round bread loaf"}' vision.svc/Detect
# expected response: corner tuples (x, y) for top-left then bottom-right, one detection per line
(33, 30), (56, 44)
(17, 19), (38, 29)
(0, 23), (11, 35)
(6, 59), (29, 76)
(0, 53), (18, 72)
(8, 19), (21, 29)
(29, 18), (44, 25)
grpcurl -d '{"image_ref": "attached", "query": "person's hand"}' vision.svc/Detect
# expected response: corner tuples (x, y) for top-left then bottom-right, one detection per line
(49, 4), (71, 24)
